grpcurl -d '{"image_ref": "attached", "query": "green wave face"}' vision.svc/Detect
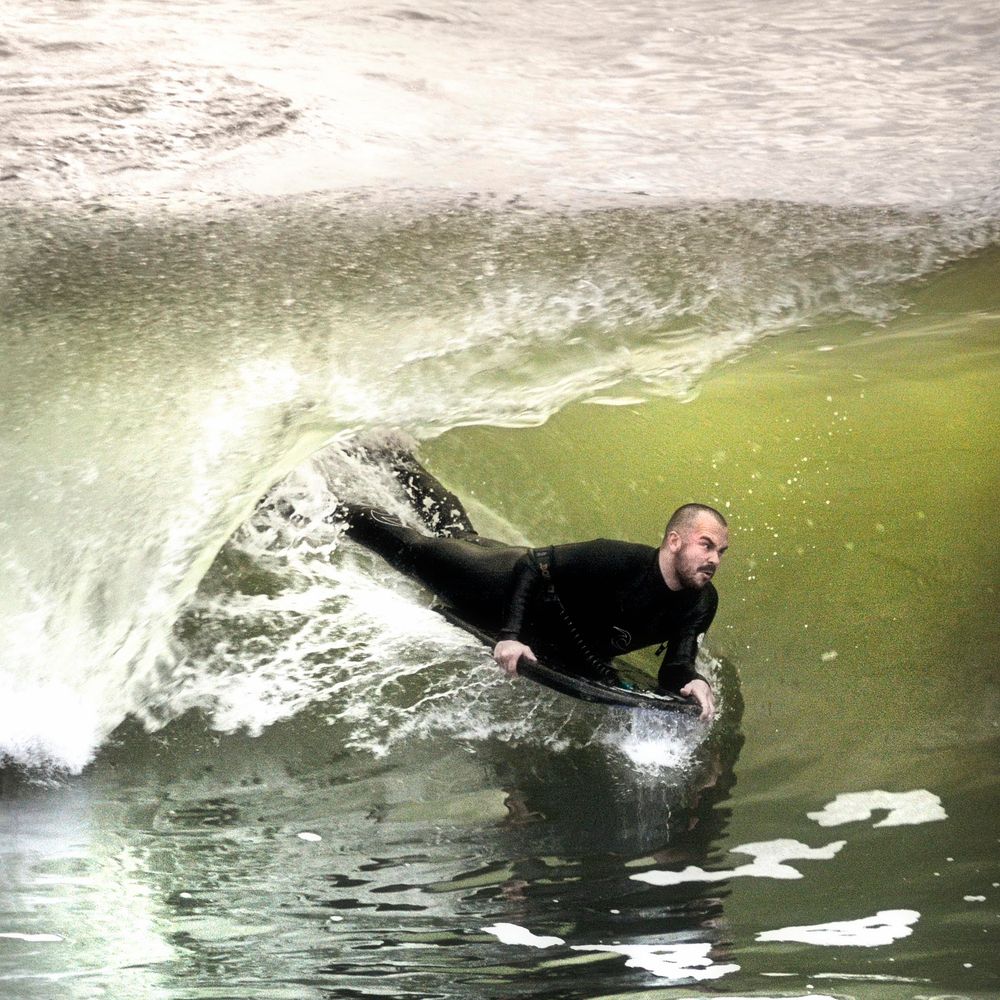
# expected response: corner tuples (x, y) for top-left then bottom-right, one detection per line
(428, 246), (999, 787)
(1, 204), (997, 999)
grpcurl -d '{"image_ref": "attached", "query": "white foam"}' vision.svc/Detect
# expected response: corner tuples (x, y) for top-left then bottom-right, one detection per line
(570, 942), (738, 981)
(808, 790), (947, 827)
(483, 927), (742, 983)
(0, 933), (64, 943)
(595, 653), (719, 771)
(757, 909), (920, 947)
(482, 923), (564, 949)
(7, 0), (1000, 209)
(599, 714), (696, 771)
(296, 832), (322, 842)
(0, 684), (104, 775)
(631, 838), (845, 886)
(812, 972), (930, 983)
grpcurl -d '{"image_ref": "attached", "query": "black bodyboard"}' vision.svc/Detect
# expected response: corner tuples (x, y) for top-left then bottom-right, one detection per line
(435, 606), (700, 715)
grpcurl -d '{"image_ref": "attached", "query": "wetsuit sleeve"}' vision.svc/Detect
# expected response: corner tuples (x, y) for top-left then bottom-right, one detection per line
(497, 552), (542, 642)
(657, 586), (718, 692)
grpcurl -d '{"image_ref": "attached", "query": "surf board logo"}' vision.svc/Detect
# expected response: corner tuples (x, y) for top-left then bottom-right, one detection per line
(371, 509), (405, 528)
(611, 626), (631, 651)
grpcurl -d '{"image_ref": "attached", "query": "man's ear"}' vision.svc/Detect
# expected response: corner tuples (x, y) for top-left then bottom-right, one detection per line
(666, 529), (683, 553)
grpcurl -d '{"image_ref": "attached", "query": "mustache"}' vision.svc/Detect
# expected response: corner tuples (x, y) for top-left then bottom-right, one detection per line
(697, 565), (715, 576)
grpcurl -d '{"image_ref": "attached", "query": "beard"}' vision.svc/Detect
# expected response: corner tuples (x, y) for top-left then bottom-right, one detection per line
(676, 556), (715, 590)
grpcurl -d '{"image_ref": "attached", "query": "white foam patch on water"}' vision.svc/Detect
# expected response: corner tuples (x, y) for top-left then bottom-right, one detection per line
(808, 790), (947, 827)
(615, 734), (688, 770)
(596, 697), (702, 771)
(757, 909), (920, 947)
(631, 838), (846, 887)
(482, 926), (743, 982)
(571, 942), (738, 981)
(0, 685), (104, 775)
(812, 972), (931, 983)
(482, 923), (564, 948)
(0, 933), (64, 943)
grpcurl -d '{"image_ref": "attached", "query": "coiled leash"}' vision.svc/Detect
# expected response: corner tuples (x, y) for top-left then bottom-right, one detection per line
(530, 547), (634, 689)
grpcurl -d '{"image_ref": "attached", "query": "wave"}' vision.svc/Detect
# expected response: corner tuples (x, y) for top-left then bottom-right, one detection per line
(152, 443), (740, 761)
(1, 196), (997, 772)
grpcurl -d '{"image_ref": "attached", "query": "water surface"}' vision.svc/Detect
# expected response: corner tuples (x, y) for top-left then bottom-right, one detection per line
(1, 1), (998, 997)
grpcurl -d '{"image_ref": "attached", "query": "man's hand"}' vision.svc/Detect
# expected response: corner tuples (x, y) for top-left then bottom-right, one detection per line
(680, 678), (716, 721)
(492, 640), (536, 677)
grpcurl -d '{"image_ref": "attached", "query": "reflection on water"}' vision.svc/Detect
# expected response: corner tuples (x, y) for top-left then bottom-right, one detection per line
(9, 726), (983, 998)
(1, 701), (744, 999)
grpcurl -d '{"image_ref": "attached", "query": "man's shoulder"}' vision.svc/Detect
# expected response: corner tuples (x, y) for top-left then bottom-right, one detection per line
(551, 538), (656, 575)
(557, 538), (656, 560)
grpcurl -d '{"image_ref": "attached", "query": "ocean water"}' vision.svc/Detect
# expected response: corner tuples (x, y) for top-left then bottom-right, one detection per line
(1, 1), (998, 997)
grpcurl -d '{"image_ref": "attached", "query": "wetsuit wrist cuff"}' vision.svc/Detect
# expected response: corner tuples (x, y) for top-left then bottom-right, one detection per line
(658, 667), (707, 692)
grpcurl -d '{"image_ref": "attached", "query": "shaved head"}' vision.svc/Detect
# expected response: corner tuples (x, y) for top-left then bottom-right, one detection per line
(665, 503), (728, 538)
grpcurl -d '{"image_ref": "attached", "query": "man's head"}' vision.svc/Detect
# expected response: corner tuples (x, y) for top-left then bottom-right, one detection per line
(659, 504), (729, 591)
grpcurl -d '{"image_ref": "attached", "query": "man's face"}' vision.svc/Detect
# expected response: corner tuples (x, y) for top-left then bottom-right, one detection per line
(668, 514), (729, 589)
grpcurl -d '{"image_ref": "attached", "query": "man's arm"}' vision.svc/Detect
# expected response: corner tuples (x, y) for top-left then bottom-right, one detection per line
(657, 633), (709, 689)
(657, 588), (718, 721)
(492, 552), (542, 675)
(659, 640), (715, 721)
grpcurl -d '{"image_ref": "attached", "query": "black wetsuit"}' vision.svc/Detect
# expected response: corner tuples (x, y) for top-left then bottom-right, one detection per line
(346, 506), (718, 691)
(501, 540), (715, 691)
(338, 454), (714, 692)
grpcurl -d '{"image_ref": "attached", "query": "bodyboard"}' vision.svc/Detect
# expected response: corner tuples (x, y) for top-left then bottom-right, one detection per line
(434, 606), (700, 715)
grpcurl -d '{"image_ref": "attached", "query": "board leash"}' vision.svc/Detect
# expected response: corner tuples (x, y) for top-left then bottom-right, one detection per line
(531, 546), (635, 689)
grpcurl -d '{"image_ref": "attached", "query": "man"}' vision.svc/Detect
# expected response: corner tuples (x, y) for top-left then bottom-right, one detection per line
(333, 448), (728, 722)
